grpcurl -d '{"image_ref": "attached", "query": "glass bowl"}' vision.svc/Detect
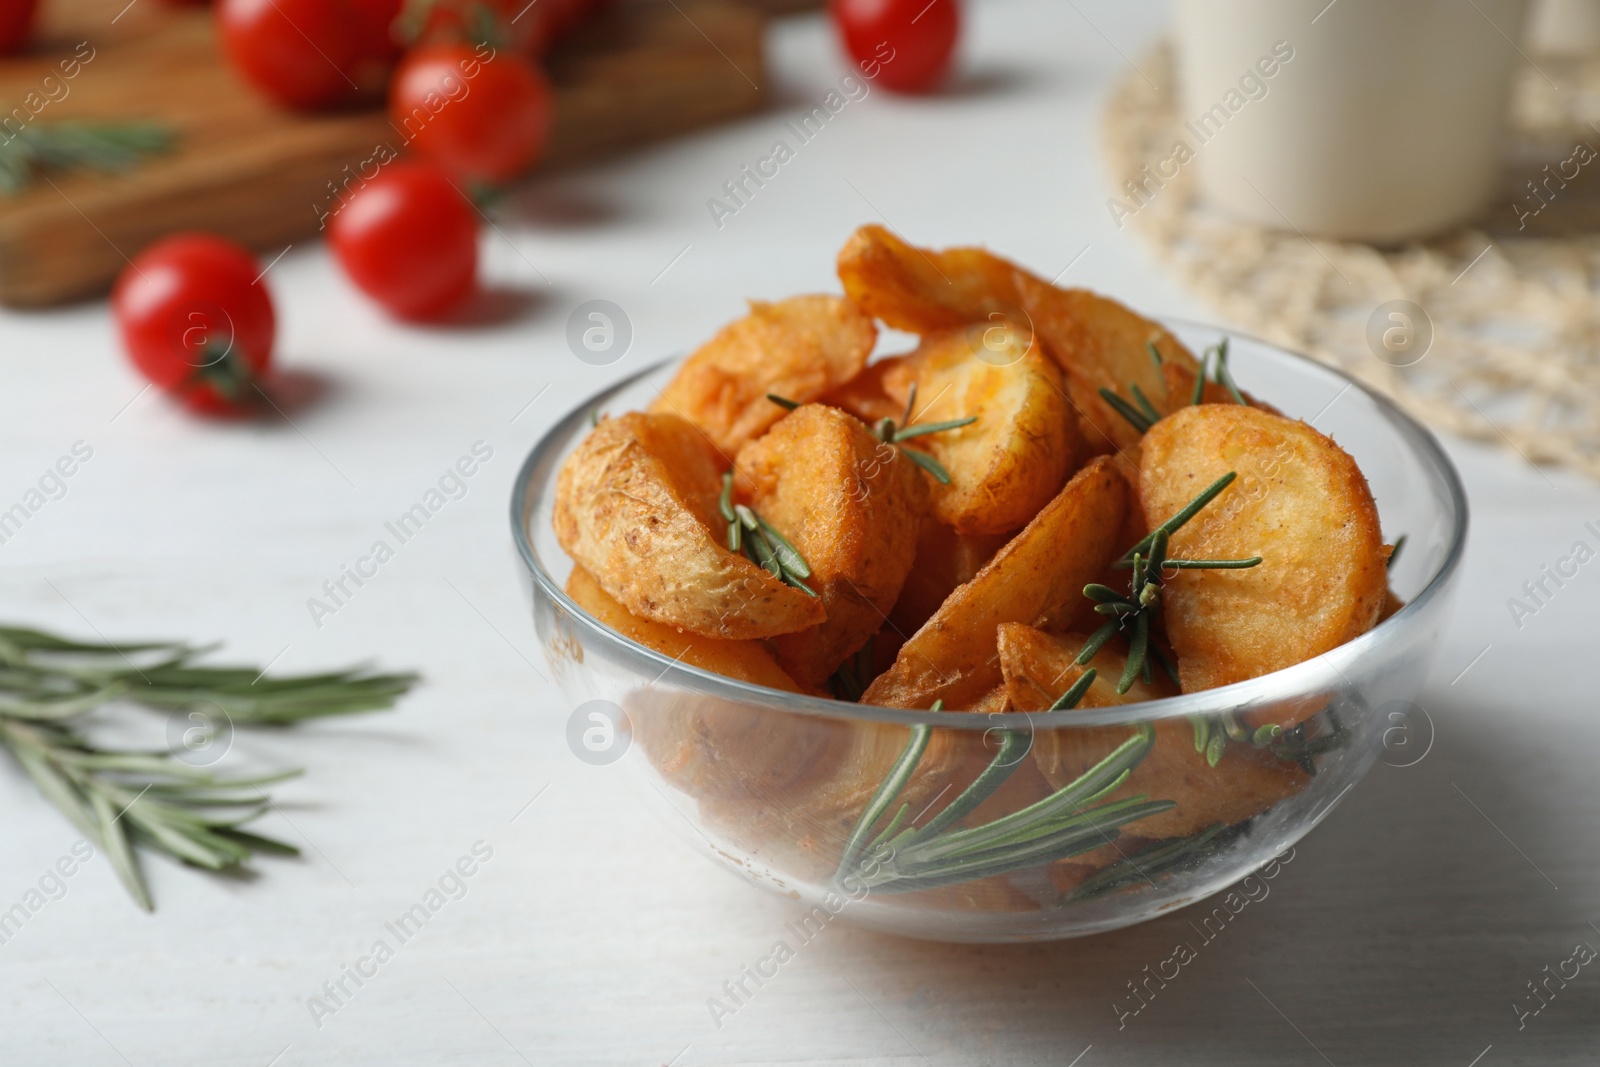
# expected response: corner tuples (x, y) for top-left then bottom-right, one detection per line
(511, 321), (1468, 943)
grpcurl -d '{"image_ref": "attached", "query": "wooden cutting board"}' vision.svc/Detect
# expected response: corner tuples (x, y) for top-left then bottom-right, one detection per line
(0, 0), (765, 306)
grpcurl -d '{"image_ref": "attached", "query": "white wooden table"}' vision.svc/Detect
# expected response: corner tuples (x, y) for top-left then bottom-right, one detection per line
(2, 1), (1597, 1063)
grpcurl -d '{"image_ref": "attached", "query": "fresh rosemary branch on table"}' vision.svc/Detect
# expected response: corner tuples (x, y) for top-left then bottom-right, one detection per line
(0, 625), (416, 909)
(0, 122), (173, 194)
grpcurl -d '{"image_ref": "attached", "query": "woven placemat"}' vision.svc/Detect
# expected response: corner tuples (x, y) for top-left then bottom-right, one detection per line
(1102, 43), (1600, 480)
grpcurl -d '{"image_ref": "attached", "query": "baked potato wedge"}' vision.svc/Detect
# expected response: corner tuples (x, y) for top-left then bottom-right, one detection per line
(836, 223), (1041, 334)
(1140, 404), (1387, 693)
(565, 566), (803, 692)
(553, 412), (824, 640)
(997, 625), (1309, 841)
(879, 326), (1081, 534)
(819, 355), (906, 425)
(862, 457), (1129, 710)
(735, 404), (929, 687)
(1015, 272), (1200, 453)
(649, 294), (877, 457)
(889, 518), (1014, 636)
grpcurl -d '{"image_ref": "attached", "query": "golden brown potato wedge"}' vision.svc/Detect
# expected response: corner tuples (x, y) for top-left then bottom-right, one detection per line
(836, 223), (1041, 334)
(565, 567), (803, 692)
(734, 405), (929, 687)
(862, 457), (1129, 710)
(1015, 272), (1200, 453)
(818, 356), (907, 426)
(876, 326), (1081, 535)
(889, 518), (1014, 636)
(650, 295), (876, 457)
(1379, 586), (1406, 623)
(1140, 405), (1387, 693)
(553, 412), (824, 640)
(997, 625), (1310, 841)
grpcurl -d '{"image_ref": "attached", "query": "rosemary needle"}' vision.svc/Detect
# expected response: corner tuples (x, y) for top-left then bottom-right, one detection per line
(0, 625), (415, 908)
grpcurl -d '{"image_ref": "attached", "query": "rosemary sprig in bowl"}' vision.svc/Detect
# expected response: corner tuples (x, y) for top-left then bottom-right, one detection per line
(0, 625), (417, 909)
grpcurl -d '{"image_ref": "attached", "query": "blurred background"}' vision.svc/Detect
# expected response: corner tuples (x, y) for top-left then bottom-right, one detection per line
(2, 0), (1600, 1063)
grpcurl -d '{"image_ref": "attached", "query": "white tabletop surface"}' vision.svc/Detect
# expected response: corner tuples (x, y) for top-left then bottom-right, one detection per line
(3, 1), (1599, 1064)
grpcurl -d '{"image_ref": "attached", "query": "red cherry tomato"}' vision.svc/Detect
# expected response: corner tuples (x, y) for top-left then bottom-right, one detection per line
(389, 43), (553, 184)
(0, 0), (37, 53)
(349, 0), (403, 61)
(112, 234), (276, 416)
(328, 160), (478, 320)
(830, 0), (959, 94)
(217, 0), (359, 110)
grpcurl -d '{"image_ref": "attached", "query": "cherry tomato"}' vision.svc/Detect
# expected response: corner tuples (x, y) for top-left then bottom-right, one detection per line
(217, 0), (359, 110)
(0, 0), (37, 53)
(349, 0), (403, 61)
(389, 43), (553, 184)
(112, 234), (276, 416)
(328, 160), (478, 320)
(830, 0), (959, 94)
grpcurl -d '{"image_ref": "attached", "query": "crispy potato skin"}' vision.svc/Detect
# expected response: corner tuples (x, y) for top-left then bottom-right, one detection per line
(881, 326), (1081, 534)
(836, 224), (1042, 333)
(564, 567), (803, 692)
(1015, 273), (1200, 453)
(553, 412), (825, 640)
(997, 626), (1310, 841)
(889, 518), (1014, 636)
(734, 405), (929, 688)
(862, 457), (1129, 710)
(650, 295), (877, 457)
(1140, 405), (1387, 693)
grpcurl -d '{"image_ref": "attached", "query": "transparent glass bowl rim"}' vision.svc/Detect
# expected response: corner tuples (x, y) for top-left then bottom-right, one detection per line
(511, 318), (1469, 731)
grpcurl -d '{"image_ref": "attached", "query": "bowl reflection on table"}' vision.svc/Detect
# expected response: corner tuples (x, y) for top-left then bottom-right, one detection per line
(511, 322), (1468, 943)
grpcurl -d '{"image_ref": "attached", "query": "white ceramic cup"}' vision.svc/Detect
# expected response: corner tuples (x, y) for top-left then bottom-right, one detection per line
(1172, 0), (1529, 243)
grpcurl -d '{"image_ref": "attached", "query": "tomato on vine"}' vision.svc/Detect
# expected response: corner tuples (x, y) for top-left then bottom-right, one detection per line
(328, 160), (478, 320)
(831, 0), (959, 94)
(113, 234), (276, 416)
(389, 42), (553, 184)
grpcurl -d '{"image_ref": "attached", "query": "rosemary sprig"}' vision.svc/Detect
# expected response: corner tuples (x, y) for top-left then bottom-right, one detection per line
(827, 636), (876, 702)
(1189, 339), (1246, 407)
(0, 122), (173, 195)
(1079, 473), (1261, 693)
(1063, 822), (1235, 903)
(1098, 386), (1154, 434)
(1387, 533), (1406, 569)
(835, 676), (1179, 895)
(719, 474), (816, 596)
(0, 625), (417, 908)
(769, 385), (977, 486)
